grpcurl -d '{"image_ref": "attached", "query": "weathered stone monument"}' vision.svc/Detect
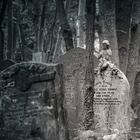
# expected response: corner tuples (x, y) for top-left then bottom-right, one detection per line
(0, 62), (69, 140)
(79, 39), (131, 140)
(130, 71), (140, 139)
(56, 43), (131, 140)
(93, 63), (131, 139)
(57, 48), (87, 139)
(57, 47), (98, 139)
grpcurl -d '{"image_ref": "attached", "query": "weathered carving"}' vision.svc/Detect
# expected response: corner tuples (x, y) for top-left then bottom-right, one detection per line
(0, 62), (69, 140)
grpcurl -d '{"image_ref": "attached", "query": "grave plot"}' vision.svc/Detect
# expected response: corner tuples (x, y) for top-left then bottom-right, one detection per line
(0, 62), (69, 140)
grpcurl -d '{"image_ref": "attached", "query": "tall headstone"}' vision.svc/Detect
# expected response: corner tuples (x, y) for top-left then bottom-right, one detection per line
(131, 71), (140, 139)
(78, 62), (131, 140)
(0, 62), (69, 140)
(93, 63), (131, 139)
(57, 47), (98, 139)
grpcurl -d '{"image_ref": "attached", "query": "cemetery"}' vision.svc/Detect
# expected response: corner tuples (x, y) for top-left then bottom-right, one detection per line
(0, 46), (134, 140)
(0, 0), (140, 140)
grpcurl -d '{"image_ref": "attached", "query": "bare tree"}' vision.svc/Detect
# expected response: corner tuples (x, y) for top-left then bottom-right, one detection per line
(83, 0), (96, 130)
(116, 0), (133, 74)
(56, 0), (74, 51)
(0, 0), (8, 61)
(76, 0), (86, 48)
(0, 0), (8, 27)
(7, 0), (13, 59)
(47, 10), (57, 63)
(33, 0), (40, 52)
(126, 0), (140, 99)
(39, 0), (47, 52)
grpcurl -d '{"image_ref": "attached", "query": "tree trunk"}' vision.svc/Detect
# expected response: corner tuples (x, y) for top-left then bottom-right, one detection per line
(7, 0), (13, 60)
(52, 27), (61, 63)
(0, 29), (4, 61)
(17, 0), (25, 61)
(83, 0), (95, 130)
(0, 0), (8, 27)
(19, 24), (26, 61)
(126, 1), (140, 136)
(0, 0), (8, 61)
(116, 0), (133, 74)
(56, 0), (74, 51)
(39, 0), (47, 52)
(76, 0), (86, 48)
(65, 0), (72, 13)
(33, 0), (40, 52)
(46, 9), (57, 63)
(126, 0), (140, 101)
(99, 0), (119, 67)
(13, 22), (17, 60)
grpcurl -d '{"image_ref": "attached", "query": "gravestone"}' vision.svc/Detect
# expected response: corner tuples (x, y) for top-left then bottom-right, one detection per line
(93, 63), (131, 139)
(131, 71), (140, 139)
(0, 62), (69, 140)
(57, 47), (98, 139)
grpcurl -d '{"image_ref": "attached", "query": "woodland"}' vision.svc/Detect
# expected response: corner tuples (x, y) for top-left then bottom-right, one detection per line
(1, 0), (140, 139)
(0, 0), (139, 97)
(0, 0), (136, 71)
